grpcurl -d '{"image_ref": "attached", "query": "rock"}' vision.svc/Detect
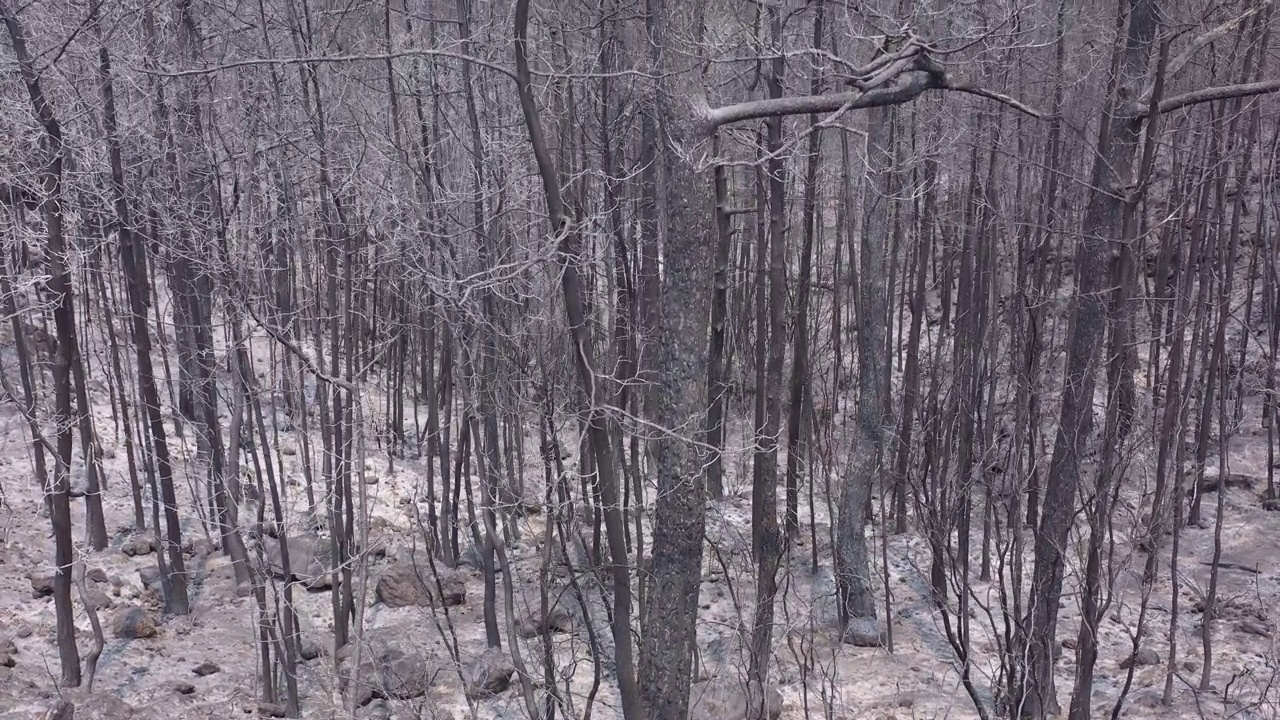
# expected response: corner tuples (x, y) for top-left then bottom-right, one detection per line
(256, 703), (286, 718)
(1263, 497), (1280, 512)
(0, 636), (16, 655)
(122, 536), (154, 557)
(192, 661), (221, 676)
(688, 680), (783, 720)
(375, 551), (466, 608)
(1119, 647), (1161, 669)
(266, 535), (335, 591)
(299, 638), (326, 662)
(464, 648), (515, 699)
(842, 617), (886, 648)
(86, 568), (109, 584)
(30, 573), (56, 598)
(357, 699), (391, 720)
(337, 628), (438, 706)
(516, 598), (574, 638)
(169, 680), (196, 695)
(1061, 637), (1078, 650)
(13, 623), (32, 639)
(85, 588), (113, 611)
(113, 606), (158, 639)
(0, 655), (13, 668)
(64, 691), (135, 720)
(137, 566), (162, 590)
(1193, 473), (1258, 494)
(0, 700), (74, 720)
(1238, 620), (1273, 637)
(457, 543), (483, 570)
(191, 538), (220, 557)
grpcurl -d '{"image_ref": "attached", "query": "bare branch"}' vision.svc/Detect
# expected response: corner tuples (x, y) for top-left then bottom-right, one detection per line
(703, 63), (1044, 130)
(1155, 78), (1280, 115)
(940, 79), (1047, 119)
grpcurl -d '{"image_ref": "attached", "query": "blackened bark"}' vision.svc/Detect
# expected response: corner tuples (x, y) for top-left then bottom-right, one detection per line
(1021, 1), (1159, 716)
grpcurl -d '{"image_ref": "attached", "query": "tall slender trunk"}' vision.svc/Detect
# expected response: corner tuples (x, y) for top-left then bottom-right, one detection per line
(1021, 2), (1159, 716)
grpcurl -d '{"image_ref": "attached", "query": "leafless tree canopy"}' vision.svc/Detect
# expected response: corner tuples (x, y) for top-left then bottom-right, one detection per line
(0, 0), (1278, 719)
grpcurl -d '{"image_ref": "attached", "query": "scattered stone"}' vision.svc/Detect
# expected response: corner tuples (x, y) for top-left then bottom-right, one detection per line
(1061, 637), (1078, 650)
(299, 637), (326, 662)
(1, 636), (15, 655)
(86, 568), (108, 584)
(192, 661), (221, 676)
(169, 680), (196, 695)
(122, 536), (154, 557)
(30, 573), (56, 598)
(464, 648), (515, 699)
(1181, 660), (1199, 673)
(688, 680), (783, 720)
(257, 703), (286, 718)
(113, 606), (158, 639)
(13, 623), (32, 639)
(0, 655), (14, 668)
(375, 551), (466, 608)
(1119, 647), (1161, 669)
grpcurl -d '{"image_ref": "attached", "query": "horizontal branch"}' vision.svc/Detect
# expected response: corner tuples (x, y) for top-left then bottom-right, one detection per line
(1154, 78), (1280, 115)
(703, 71), (943, 130)
(703, 67), (1044, 131)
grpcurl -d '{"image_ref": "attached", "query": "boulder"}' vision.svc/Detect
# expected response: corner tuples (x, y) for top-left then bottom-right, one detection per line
(0, 700), (74, 720)
(137, 566), (163, 594)
(192, 661), (220, 677)
(299, 637), (326, 662)
(113, 606), (158, 639)
(842, 617), (886, 648)
(169, 680), (195, 695)
(267, 535), (335, 591)
(464, 648), (515, 699)
(516, 597), (574, 638)
(337, 628), (438, 706)
(64, 691), (134, 720)
(30, 573), (56, 599)
(0, 655), (13, 668)
(86, 568), (109, 584)
(1119, 647), (1161, 669)
(121, 536), (154, 557)
(1238, 620), (1273, 637)
(85, 588), (113, 611)
(688, 680), (783, 720)
(374, 551), (466, 608)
